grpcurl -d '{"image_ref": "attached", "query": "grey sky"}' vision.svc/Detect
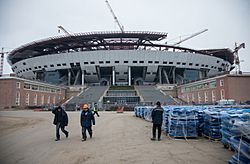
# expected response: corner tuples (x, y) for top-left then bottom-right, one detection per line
(1, 0), (249, 73)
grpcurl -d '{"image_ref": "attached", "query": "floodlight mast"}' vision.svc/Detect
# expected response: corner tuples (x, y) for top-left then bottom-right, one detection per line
(105, 0), (124, 33)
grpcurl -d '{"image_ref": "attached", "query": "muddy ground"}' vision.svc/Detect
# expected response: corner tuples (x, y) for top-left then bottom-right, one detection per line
(0, 111), (233, 164)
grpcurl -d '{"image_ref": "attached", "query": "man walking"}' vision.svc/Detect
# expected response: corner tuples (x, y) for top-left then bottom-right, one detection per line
(80, 104), (95, 142)
(52, 106), (69, 141)
(151, 101), (164, 141)
(93, 103), (100, 117)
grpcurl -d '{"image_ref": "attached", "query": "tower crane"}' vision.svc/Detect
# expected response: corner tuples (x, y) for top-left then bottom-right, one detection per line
(105, 0), (124, 33)
(170, 29), (208, 46)
(0, 48), (10, 76)
(233, 42), (245, 74)
(57, 25), (72, 36)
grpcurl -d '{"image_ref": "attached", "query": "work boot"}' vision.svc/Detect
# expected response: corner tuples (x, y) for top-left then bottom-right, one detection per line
(151, 138), (156, 141)
(82, 138), (86, 142)
(66, 132), (69, 138)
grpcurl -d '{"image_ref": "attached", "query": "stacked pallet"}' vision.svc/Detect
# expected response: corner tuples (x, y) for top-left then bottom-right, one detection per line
(167, 107), (198, 138)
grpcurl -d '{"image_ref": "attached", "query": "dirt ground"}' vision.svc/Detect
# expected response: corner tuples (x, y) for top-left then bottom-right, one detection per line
(0, 111), (233, 164)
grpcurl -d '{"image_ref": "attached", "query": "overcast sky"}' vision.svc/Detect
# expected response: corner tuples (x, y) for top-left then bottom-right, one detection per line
(1, 0), (249, 73)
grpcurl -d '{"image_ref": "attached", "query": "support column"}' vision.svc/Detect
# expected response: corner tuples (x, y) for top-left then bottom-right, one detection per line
(68, 69), (71, 86)
(112, 67), (115, 86)
(82, 70), (85, 86)
(159, 67), (162, 84)
(172, 67), (176, 84)
(128, 66), (131, 86)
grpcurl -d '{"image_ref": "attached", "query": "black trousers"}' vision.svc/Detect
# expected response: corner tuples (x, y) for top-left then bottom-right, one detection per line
(152, 124), (162, 139)
(56, 122), (68, 139)
(82, 126), (92, 139)
(93, 111), (99, 117)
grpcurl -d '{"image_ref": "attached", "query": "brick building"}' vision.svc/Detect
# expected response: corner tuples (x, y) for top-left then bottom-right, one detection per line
(0, 75), (66, 109)
(177, 73), (250, 105)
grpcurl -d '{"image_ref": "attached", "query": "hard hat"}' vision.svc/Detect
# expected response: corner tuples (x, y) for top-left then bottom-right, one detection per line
(83, 104), (88, 109)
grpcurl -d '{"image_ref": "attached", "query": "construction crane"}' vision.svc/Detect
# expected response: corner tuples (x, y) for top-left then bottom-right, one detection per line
(171, 29), (208, 46)
(0, 48), (10, 76)
(105, 0), (124, 33)
(57, 25), (72, 36)
(233, 42), (245, 74)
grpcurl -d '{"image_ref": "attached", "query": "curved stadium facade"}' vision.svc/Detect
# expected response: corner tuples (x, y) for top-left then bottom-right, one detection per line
(8, 31), (234, 86)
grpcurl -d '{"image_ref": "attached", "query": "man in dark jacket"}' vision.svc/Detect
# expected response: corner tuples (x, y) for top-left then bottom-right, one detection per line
(52, 106), (69, 141)
(80, 104), (95, 141)
(151, 101), (164, 141)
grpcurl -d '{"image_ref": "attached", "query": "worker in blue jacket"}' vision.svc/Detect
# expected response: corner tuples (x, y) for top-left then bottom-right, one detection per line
(80, 104), (95, 141)
(151, 101), (164, 141)
(52, 106), (69, 141)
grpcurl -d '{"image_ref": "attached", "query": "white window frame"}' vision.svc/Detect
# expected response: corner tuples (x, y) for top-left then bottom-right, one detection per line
(192, 93), (195, 102)
(16, 82), (20, 89)
(220, 79), (224, 87)
(25, 93), (30, 106)
(198, 92), (201, 104)
(41, 95), (44, 105)
(53, 96), (56, 104)
(16, 91), (20, 106)
(204, 91), (208, 103)
(212, 90), (216, 103)
(47, 96), (50, 104)
(34, 94), (37, 106)
(220, 89), (225, 100)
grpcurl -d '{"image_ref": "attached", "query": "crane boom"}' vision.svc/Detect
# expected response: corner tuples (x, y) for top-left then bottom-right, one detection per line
(234, 42), (245, 74)
(172, 29), (208, 46)
(105, 0), (124, 33)
(57, 25), (71, 36)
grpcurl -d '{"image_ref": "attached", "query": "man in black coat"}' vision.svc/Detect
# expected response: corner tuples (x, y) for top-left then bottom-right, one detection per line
(151, 101), (164, 141)
(52, 106), (69, 141)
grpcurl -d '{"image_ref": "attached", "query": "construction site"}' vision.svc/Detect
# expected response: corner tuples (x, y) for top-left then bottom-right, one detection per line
(0, 0), (250, 164)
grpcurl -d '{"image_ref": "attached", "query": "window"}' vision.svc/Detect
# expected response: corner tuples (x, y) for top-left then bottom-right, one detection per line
(84, 62), (88, 64)
(99, 61), (104, 64)
(23, 62), (26, 65)
(154, 61), (159, 64)
(32, 85), (38, 90)
(146, 72), (151, 74)
(201, 64), (204, 67)
(177, 62), (181, 65)
(16, 82), (20, 89)
(124, 72), (128, 74)
(205, 65), (208, 67)
(220, 89), (225, 100)
(47, 96), (50, 104)
(163, 61), (167, 64)
(220, 79), (224, 87)
(76, 62), (80, 66)
(16, 91), (20, 106)
(106, 61), (110, 64)
(24, 83), (31, 89)
(204, 92), (208, 103)
(139, 61), (144, 63)
(187, 94), (190, 103)
(62, 63), (67, 66)
(50, 64), (54, 67)
(212, 90), (216, 103)
(189, 63), (193, 66)
(57, 64), (61, 66)
(182, 63), (186, 65)
(53, 96), (56, 104)
(41, 95), (44, 105)
(124, 61), (128, 63)
(44, 65), (48, 68)
(198, 92), (201, 104)
(133, 61), (137, 63)
(217, 60), (220, 63)
(195, 64), (199, 66)
(25, 93), (30, 106)
(169, 62), (173, 64)
(148, 61), (153, 64)
(115, 61), (119, 63)
(34, 94), (37, 106)
(38, 66), (42, 68)
(90, 61), (95, 64)
(192, 93), (195, 102)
